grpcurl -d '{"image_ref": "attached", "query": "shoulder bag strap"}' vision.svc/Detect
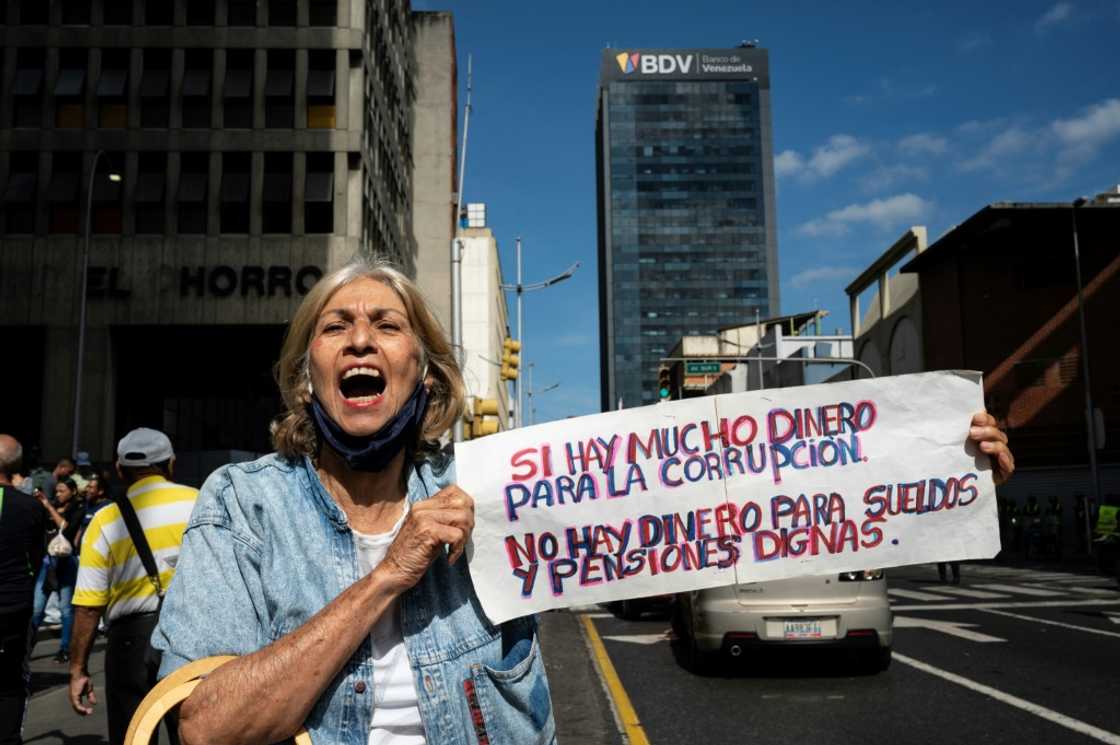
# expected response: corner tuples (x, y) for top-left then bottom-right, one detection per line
(115, 494), (164, 598)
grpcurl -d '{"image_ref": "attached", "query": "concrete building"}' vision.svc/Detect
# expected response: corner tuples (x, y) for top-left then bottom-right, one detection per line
(410, 10), (456, 332)
(843, 196), (1120, 522)
(458, 223), (512, 433)
(596, 46), (780, 410)
(842, 227), (926, 380)
(0, 0), (420, 475)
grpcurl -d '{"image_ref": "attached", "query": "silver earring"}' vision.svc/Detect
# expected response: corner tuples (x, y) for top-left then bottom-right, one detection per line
(306, 380), (313, 396)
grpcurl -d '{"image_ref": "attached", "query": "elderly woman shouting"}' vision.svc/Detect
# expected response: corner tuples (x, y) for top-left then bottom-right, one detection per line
(152, 260), (555, 745)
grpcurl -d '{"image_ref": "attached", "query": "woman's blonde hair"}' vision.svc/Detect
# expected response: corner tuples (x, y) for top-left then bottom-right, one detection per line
(271, 257), (465, 461)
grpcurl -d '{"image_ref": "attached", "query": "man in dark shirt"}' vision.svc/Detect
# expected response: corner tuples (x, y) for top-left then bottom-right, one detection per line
(0, 434), (47, 745)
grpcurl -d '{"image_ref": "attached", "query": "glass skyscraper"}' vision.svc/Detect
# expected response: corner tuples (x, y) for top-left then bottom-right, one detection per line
(596, 47), (779, 410)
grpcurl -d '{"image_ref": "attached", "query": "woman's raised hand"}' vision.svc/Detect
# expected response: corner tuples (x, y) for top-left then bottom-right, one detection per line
(377, 486), (475, 593)
(969, 411), (1015, 486)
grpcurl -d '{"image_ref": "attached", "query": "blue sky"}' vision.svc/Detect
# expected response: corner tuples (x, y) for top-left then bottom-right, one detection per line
(419, 0), (1118, 424)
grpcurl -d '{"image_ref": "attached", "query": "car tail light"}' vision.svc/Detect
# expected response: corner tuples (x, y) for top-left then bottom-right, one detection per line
(846, 629), (876, 637)
(838, 570), (884, 581)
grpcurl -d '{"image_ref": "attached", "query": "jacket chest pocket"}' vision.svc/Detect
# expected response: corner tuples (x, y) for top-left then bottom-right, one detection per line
(462, 620), (555, 745)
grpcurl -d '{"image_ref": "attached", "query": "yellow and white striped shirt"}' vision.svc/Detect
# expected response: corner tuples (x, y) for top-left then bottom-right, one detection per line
(74, 475), (198, 625)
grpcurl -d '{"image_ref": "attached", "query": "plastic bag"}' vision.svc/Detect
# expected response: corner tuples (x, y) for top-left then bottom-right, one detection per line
(47, 532), (73, 557)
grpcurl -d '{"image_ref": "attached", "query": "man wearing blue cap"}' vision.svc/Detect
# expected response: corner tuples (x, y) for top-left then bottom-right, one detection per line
(68, 428), (197, 745)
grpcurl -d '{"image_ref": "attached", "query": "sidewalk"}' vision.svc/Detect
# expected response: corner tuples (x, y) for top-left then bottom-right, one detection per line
(23, 628), (109, 745)
(23, 613), (620, 745)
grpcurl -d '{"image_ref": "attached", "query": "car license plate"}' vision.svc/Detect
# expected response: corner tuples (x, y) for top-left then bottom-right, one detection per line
(783, 619), (825, 639)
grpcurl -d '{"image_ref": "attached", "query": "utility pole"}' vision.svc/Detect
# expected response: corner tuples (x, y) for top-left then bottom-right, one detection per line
(451, 55), (472, 442)
(1071, 198), (1101, 552)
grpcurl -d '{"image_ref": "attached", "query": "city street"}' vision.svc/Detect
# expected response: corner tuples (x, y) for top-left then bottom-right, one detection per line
(578, 563), (1120, 745)
(19, 562), (1120, 745)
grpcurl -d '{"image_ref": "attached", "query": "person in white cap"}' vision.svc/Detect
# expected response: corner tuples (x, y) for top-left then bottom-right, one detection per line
(68, 428), (198, 745)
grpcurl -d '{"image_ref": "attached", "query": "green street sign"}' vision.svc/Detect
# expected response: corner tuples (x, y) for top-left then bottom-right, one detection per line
(685, 361), (721, 375)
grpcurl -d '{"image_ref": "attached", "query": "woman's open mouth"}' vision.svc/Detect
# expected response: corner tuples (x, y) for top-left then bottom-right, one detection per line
(338, 366), (386, 407)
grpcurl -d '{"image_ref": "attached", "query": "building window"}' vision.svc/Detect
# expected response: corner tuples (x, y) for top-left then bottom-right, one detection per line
(104, 1), (133, 25)
(103, 2), (132, 25)
(269, 0), (296, 26)
(19, 0), (47, 24)
(135, 153), (167, 234)
(1, 152), (38, 234)
(48, 153), (82, 234)
(145, 0), (172, 25)
(265, 50), (294, 128)
(97, 50), (130, 128)
(307, 51), (335, 129)
(262, 152), (292, 233)
(304, 152), (333, 234)
(177, 153), (209, 234)
(309, 0), (337, 26)
(186, 0), (215, 26)
(61, 0), (91, 25)
(223, 50), (254, 129)
(140, 49), (171, 127)
(92, 152), (124, 234)
(55, 49), (88, 128)
(220, 152), (251, 233)
(182, 50), (212, 128)
(228, 0), (257, 25)
(13, 48), (45, 128)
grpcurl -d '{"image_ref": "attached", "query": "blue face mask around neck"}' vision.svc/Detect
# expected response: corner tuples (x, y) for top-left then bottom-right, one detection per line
(307, 379), (430, 472)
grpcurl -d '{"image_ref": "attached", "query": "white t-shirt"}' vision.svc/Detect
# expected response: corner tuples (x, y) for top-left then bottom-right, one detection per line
(353, 504), (426, 745)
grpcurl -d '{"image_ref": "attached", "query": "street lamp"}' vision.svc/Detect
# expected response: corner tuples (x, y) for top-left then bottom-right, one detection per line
(1071, 197), (1100, 553)
(525, 362), (560, 427)
(500, 237), (580, 427)
(71, 150), (121, 459)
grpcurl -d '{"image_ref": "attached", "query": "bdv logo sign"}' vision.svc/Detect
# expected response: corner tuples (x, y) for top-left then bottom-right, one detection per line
(640, 54), (694, 74)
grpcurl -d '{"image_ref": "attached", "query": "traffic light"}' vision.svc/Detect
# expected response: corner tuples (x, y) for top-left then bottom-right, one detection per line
(657, 365), (672, 401)
(472, 397), (501, 437)
(501, 338), (521, 381)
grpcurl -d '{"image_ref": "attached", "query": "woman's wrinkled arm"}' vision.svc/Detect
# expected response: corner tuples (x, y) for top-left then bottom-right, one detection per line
(178, 570), (399, 745)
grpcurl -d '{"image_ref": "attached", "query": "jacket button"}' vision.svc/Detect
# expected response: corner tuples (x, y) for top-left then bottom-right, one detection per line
(354, 681), (367, 694)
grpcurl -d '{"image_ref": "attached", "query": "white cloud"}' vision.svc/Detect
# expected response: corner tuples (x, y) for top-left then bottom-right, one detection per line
(861, 163), (929, 192)
(774, 150), (804, 178)
(789, 266), (859, 289)
(779, 135), (870, 181)
(798, 193), (933, 237)
(957, 31), (992, 53)
(1051, 98), (1120, 159)
(899, 133), (949, 156)
(957, 126), (1034, 172)
(1035, 2), (1074, 32)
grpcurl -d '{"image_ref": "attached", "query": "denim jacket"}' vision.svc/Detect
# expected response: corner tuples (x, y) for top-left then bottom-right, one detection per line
(152, 453), (556, 745)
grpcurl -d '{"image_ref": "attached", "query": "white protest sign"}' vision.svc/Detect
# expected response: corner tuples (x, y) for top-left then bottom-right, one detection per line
(456, 370), (1000, 624)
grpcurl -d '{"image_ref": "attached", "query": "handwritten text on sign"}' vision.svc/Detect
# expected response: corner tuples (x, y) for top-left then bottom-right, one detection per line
(456, 371), (1000, 624)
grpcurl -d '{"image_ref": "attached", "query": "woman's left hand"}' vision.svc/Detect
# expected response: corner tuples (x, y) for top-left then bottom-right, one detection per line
(969, 411), (1014, 485)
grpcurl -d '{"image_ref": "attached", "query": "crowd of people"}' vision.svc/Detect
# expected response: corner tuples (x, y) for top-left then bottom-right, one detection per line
(0, 431), (198, 745)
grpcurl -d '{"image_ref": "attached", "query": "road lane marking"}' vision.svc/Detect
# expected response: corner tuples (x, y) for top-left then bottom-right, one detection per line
(890, 597), (1120, 612)
(601, 633), (671, 646)
(888, 588), (949, 601)
(578, 614), (652, 745)
(894, 652), (1120, 745)
(1066, 585), (1120, 595)
(978, 608), (1120, 639)
(973, 583), (1063, 597)
(919, 585), (1009, 599)
(894, 616), (1006, 642)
